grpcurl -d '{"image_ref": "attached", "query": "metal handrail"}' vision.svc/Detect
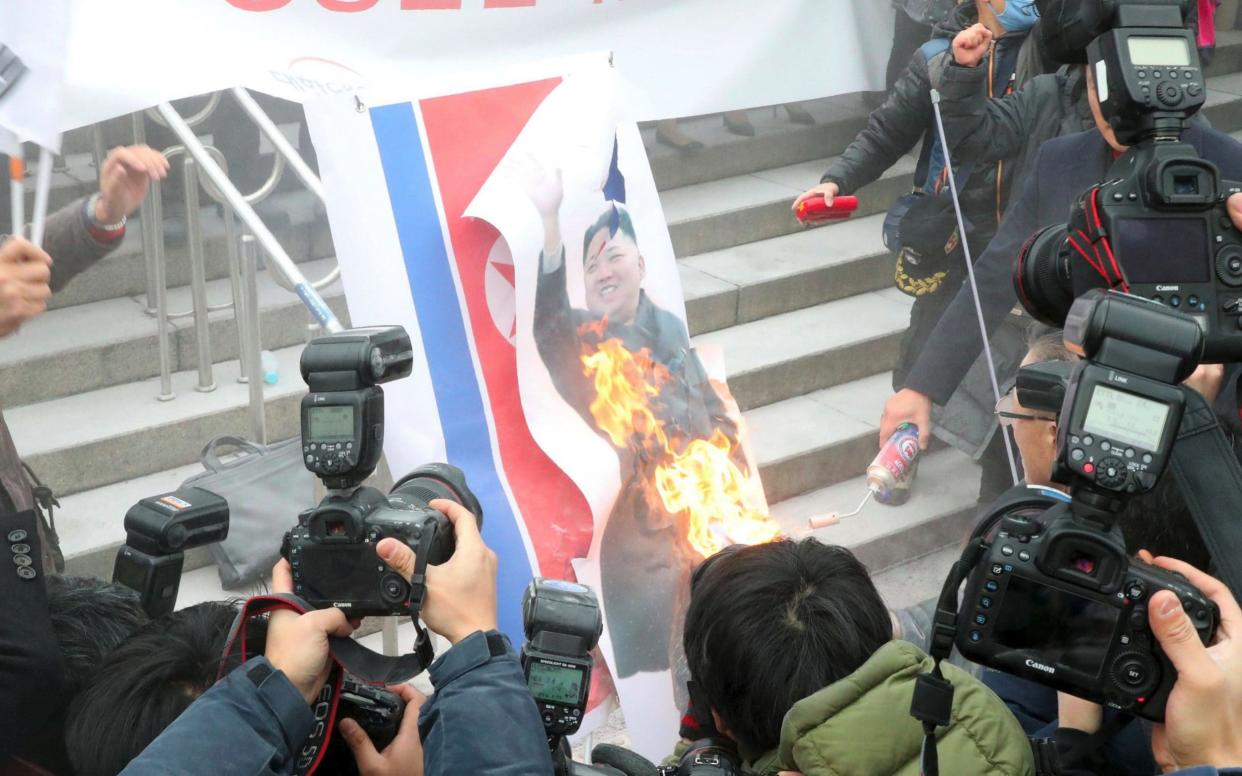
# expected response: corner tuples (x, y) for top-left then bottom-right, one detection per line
(155, 102), (342, 334)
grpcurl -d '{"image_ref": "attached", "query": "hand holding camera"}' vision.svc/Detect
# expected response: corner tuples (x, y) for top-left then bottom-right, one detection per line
(338, 682), (426, 776)
(1146, 556), (1242, 772)
(375, 498), (499, 645)
(267, 558), (358, 705)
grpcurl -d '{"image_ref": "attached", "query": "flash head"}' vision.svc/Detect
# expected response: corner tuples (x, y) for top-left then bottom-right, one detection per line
(300, 326), (413, 393)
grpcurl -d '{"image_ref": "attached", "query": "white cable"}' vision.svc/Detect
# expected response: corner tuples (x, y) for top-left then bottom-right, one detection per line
(929, 88), (1020, 487)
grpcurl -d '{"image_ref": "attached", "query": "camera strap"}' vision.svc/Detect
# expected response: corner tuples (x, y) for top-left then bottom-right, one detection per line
(220, 593), (436, 775)
(1169, 387), (1242, 599)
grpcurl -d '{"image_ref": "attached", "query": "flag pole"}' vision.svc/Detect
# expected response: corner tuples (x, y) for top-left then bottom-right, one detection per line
(30, 145), (52, 246)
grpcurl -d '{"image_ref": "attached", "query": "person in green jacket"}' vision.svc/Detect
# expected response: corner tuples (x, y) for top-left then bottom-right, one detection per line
(682, 539), (1034, 776)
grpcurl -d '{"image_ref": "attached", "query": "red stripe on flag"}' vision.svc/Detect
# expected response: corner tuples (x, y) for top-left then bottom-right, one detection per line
(418, 80), (596, 584)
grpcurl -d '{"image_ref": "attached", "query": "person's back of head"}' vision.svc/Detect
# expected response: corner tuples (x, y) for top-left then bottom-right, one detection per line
(683, 539), (891, 756)
(46, 576), (149, 698)
(64, 601), (263, 776)
(16, 576), (150, 774)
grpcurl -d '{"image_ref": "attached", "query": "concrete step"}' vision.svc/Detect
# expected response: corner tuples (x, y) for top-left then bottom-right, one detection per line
(662, 153), (916, 258)
(7, 344), (307, 500)
(770, 446), (981, 577)
(872, 543), (962, 612)
(644, 93), (878, 191)
(692, 288), (912, 412)
(0, 257), (347, 408)
(641, 31), (1242, 193)
(749, 371), (899, 504)
(47, 189), (332, 311)
(681, 212), (891, 336)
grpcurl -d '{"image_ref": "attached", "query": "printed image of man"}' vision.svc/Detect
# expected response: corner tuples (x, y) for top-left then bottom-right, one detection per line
(527, 165), (738, 679)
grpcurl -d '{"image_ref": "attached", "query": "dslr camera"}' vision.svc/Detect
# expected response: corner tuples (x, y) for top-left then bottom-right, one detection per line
(953, 291), (1217, 720)
(1016, 0), (1242, 361)
(280, 326), (483, 616)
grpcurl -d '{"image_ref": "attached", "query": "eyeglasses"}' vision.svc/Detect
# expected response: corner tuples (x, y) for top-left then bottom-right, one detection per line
(995, 392), (1056, 428)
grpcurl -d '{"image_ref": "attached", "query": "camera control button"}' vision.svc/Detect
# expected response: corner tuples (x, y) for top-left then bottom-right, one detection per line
(1137, 69), (1147, 79)
(1153, 70), (1163, 78)
(1083, 462), (1096, 475)
(1127, 581), (1147, 600)
(985, 580), (999, 592)
(16, 566), (35, 580)
(6, 529), (26, 543)
(1001, 545), (1014, 557)
(1142, 453), (1153, 464)
(1169, 295), (1181, 308)
(1071, 448), (1085, 462)
(1187, 82), (1203, 97)
(974, 613), (987, 626)
(1130, 608), (1148, 630)
(1188, 295), (1200, 307)
(1018, 550), (1031, 562)
(990, 563), (1005, 576)
(1100, 440), (1111, 452)
(1082, 435), (1094, 446)
(1125, 448), (1135, 459)
(980, 596), (992, 609)
(969, 630), (981, 643)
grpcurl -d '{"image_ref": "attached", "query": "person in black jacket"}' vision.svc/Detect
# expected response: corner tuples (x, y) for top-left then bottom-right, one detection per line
(794, 0), (1045, 505)
(878, 66), (1242, 449)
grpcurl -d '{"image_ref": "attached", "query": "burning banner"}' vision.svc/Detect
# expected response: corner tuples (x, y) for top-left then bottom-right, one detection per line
(465, 63), (780, 756)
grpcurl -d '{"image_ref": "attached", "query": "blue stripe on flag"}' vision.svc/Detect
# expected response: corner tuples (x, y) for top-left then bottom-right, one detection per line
(369, 103), (533, 641)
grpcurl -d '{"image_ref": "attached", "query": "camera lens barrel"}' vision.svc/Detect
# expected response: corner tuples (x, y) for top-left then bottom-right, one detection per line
(1014, 226), (1077, 326)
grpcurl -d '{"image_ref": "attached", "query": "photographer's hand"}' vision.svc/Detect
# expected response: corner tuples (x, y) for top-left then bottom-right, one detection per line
(880, 388), (932, 449)
(792, 181), (838, 213)
(952, 24), (994, 68)
(266, 559), (357, 705)
(376, 499), (499, 645)
(339, 683), (427, 776)
(1184, 363), (1225, 404)
(1147, 556), (1242, 771)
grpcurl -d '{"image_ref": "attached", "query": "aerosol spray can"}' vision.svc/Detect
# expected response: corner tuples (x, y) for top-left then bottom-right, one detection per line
(867, 422), (921, 506)
(807, 423), (922, 529)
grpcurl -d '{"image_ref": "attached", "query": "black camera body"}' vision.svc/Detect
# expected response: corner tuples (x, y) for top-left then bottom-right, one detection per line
(282, 462), (479, 615)
(952, 292), (1218, 720)
(282, 326), (482, 616)
(957, 501), (1216, 719)
(113, 487), (229, 618)
(1015, 0), (1242, 361)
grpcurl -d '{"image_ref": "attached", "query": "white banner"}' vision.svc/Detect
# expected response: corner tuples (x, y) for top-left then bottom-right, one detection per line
(27, 0), (892, 133)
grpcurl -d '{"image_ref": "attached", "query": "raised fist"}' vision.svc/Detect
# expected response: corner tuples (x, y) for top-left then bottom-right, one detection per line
(953, 23), (994, 68)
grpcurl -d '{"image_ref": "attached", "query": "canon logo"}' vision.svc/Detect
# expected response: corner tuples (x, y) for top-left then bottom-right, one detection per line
(1156, 285), (1180, 292)
(1025, 659), (1056, 675)
(333, 601), (354, 608)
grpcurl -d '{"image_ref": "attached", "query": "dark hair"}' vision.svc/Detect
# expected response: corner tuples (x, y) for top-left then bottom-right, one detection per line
(45, 576), (149, 697)
(581, 203), (637, 264)
(64, 601), (265, 776)
(683, 539), (891, 755)
(16, 577), (150, 773)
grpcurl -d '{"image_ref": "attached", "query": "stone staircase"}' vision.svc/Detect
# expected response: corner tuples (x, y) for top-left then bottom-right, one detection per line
(14, 33), (1242, 613)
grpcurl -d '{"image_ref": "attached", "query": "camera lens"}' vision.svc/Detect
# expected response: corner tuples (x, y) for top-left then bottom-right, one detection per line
(390, 463), (484, 529)
(1014, 226), (1076, 326)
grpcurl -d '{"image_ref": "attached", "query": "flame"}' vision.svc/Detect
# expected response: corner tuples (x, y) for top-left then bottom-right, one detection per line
(580, 325), (780, 557)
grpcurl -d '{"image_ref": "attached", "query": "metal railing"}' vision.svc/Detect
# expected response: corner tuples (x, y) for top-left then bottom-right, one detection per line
(133, 90), (342, 441)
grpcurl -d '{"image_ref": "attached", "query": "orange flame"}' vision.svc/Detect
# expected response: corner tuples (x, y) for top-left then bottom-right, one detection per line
(580, 326), (779, 558)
